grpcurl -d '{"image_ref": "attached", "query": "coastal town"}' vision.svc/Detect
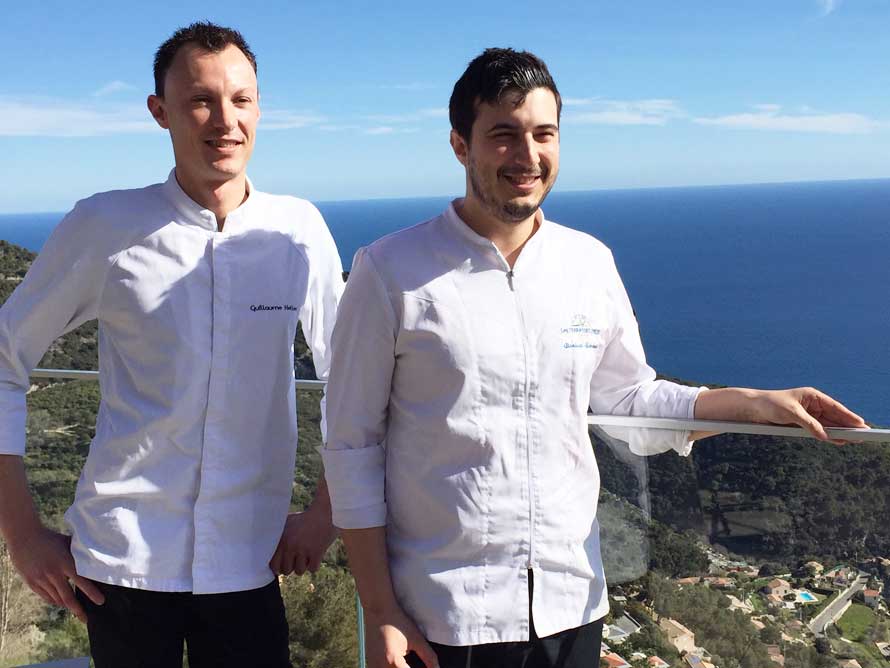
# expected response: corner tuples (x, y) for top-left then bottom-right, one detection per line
(599, 546), (890, 668)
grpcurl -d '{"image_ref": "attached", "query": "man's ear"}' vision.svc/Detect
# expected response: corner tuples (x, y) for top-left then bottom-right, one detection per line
(147, 95), (169, 130)
(450, 129), (469, 167)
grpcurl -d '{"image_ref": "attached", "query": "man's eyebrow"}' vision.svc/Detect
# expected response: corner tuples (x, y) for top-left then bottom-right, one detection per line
(485, 122), (559, 133)
(185, 85), (215, 95)
(486, 122), (519, 133)
(185, 85), (257, 96)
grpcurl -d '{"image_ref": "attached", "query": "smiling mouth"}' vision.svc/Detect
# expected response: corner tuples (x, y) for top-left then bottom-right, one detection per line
(206, 139), (242, 149)
(502, 172), (542, 189)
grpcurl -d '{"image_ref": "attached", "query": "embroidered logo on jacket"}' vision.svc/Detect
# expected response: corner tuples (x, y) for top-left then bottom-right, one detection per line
(560, 313), (600, 349)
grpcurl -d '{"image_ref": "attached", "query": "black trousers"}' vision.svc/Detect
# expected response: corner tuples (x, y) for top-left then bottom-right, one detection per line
(76, 579), (292, 668)
(407, 571), (604, 668)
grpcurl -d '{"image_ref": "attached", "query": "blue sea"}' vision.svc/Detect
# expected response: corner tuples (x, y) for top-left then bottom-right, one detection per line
(2, 179), (888, 426)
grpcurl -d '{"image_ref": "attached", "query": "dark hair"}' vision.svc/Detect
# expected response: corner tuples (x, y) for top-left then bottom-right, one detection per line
(153, 22), (257, 97)
(449, 48), (561, 142)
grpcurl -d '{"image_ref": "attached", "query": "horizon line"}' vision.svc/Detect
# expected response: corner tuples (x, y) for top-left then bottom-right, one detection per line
(1, 175), (888, 216)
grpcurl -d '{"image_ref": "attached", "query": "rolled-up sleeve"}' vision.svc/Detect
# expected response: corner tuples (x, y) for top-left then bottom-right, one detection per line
(0, 201), (109, 455)
(589, 251), (705, 456)
(321, 247), (397, 529)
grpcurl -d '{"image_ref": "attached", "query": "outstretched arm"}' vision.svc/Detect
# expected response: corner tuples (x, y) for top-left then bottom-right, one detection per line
(693, 386), (866, 442)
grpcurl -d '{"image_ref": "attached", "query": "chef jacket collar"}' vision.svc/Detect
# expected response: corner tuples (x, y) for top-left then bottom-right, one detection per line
(161, 168), (255, 232)
(443, 199), (549, 269)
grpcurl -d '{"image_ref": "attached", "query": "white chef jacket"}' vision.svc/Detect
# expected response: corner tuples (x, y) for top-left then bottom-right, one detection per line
(322, 202), (703, 645)
(0, 171), (343, 594)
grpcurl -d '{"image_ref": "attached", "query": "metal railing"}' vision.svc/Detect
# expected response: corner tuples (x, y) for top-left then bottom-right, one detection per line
(27, 369), (890, 668)
(30, 368), (327, 392)
(33, 368), (890, 442)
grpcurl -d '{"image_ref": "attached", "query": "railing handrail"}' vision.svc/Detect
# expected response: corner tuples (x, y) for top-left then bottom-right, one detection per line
(31, 368), (326, 391)
(31, 368), (890, 442)
(586, 415), (890, 443)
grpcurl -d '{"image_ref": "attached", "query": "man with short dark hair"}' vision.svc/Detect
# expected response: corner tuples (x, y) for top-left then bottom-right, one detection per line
(0, 22), (342, 667)
(321, 48), (865, 668)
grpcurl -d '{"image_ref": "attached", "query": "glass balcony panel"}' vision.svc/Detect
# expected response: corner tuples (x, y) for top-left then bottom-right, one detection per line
(12, 371), (890, 668)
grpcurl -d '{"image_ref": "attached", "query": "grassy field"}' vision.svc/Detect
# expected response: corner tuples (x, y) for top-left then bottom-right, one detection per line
(838, 603), (877, 642)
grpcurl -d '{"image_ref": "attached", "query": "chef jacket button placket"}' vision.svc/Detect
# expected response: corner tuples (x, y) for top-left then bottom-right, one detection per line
(194, 235), (231, 585)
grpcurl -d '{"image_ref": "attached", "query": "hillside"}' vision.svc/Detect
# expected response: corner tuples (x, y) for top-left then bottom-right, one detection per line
(5, 235), (890, 563)
(2, 239), (890, 667)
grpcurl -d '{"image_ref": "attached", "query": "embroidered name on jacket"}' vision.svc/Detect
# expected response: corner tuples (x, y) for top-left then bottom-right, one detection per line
(249, 304), (299, 312)
(560, 313), (600, 349)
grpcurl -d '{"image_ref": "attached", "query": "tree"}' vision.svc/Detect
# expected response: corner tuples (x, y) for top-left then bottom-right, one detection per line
(758, 563), (784, 577)
(36, 612), (90, 664)
(280, 566), (359, 668)
(759, 624), (781, 645)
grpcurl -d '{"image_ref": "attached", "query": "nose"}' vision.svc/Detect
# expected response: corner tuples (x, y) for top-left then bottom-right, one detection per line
(210, 99), (237, 132)
(514, 134), (538, 168)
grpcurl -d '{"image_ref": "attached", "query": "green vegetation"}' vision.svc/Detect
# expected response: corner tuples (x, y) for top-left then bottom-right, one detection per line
(644, 573), (775, 668)
(4, 238), (890, 667)
(598, 490), (708, 584)
(784, 644), (836, 668)
(0, 241), (33, 305)
(838, 603), (877, 642)
(281, 567), (359, 668)
(594, 409), (890, 563)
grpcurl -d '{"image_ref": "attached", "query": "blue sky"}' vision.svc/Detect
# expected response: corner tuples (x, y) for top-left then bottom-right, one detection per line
(2, 0), (889, 212)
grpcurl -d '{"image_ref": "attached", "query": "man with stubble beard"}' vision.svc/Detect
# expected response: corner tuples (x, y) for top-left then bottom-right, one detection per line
(321, 48), (865, 668)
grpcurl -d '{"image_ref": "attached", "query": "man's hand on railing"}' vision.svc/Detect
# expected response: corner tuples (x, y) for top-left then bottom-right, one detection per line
(694, 386), (867, 443)
(9, 526), (105, 622)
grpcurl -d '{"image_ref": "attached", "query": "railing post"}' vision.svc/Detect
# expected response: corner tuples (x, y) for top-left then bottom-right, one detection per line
(356, 592), (366, 668)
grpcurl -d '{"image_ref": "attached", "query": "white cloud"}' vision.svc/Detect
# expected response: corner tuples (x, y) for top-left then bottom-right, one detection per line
(364, 107), (447, 124)
(318, 123), (362, 132)
(562, 97), (596, 107)
(694, 105), (881, 134)
(0, 97), (157, 136)
(817, 0), (841, 16)
(363, 126), (422, 135)
(92, 80), (138, 97)
(564, 98), (684, 126)
(0, 96), (327, 136)
(260, 110), (327, 130)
